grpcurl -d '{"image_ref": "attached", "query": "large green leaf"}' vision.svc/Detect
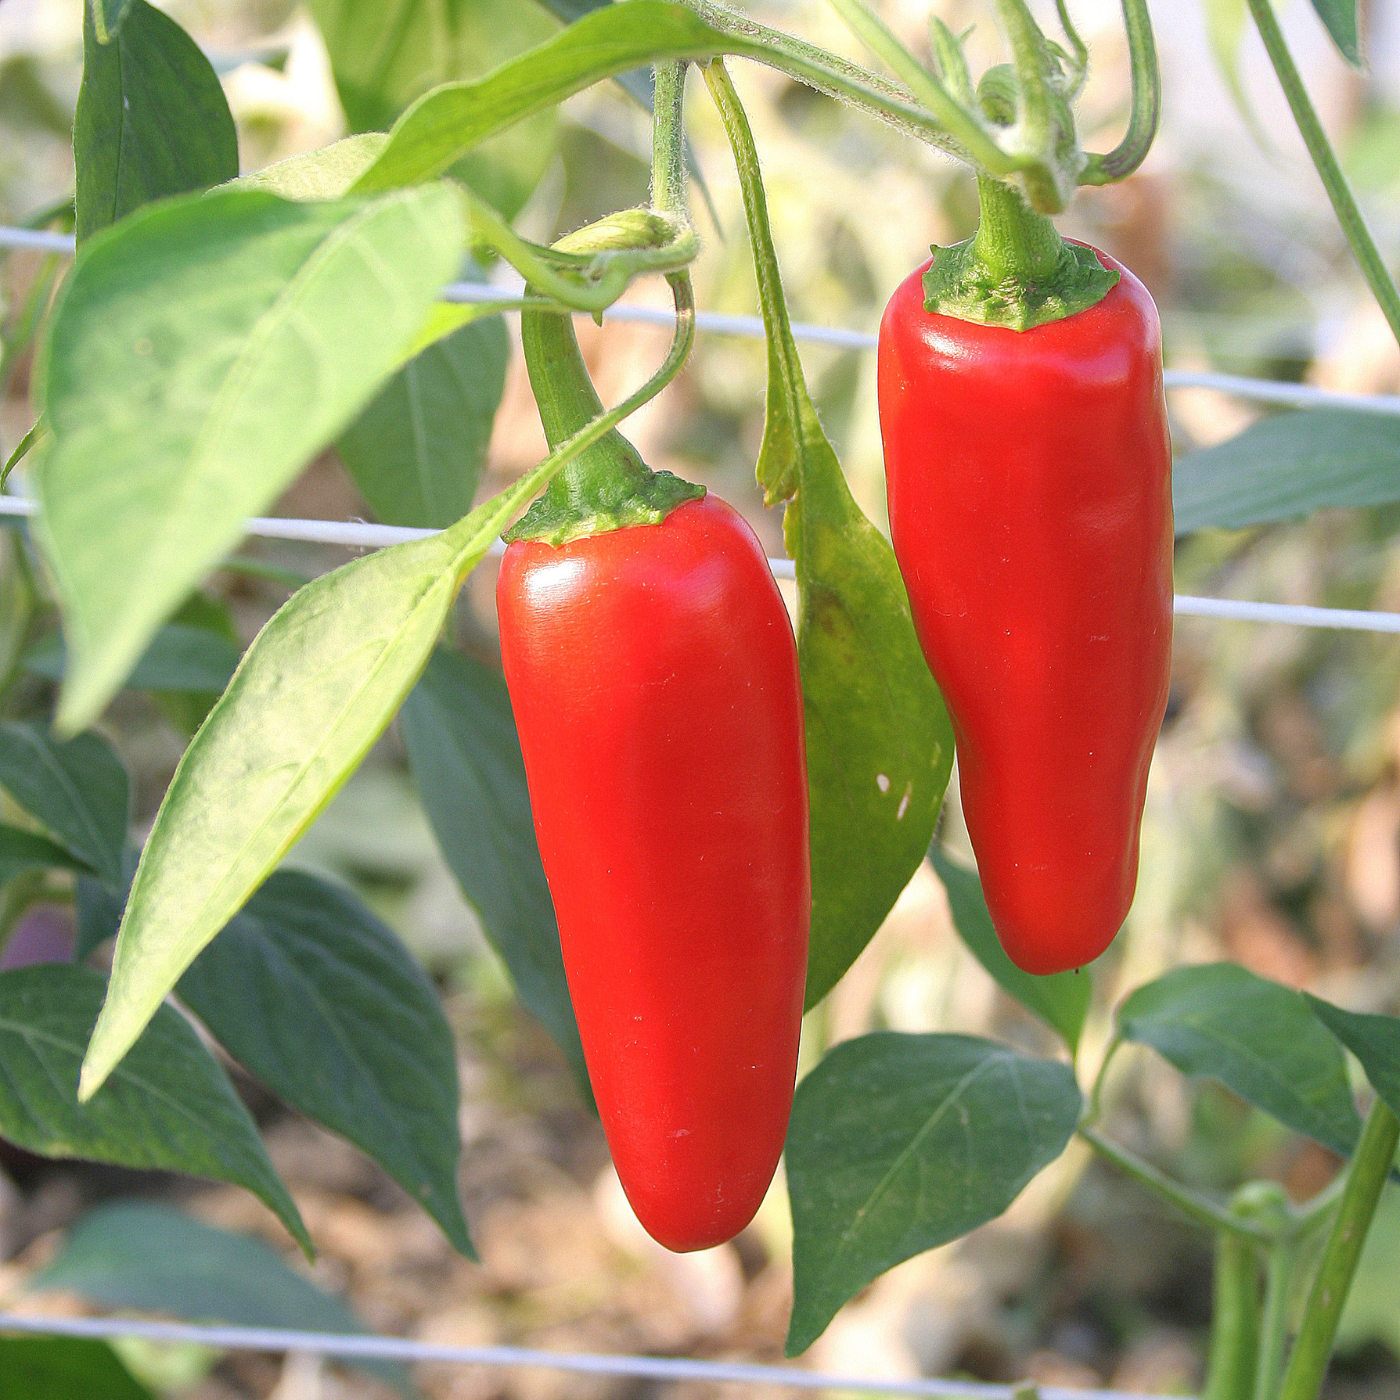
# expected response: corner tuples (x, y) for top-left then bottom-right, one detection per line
(36, 183), (467, 734)
(177, 871), (473, 1256)
(1309, 0), (1361, 64)
(79, 452), (566, 1100)
(0, 964), (308, 1251)
(0, 1337), (154, 1400)
(74, 0), (238, 243)
(1304, 996), (1400, 1122)
(308, 0), (557, 220)
(400, 649), (588, 1093)
(928, 845), (1091, 1055)
(1117, 964), (1362, 1158)
(785, 1032), (1081, 1354)
(706, 62), (952, 1010)
(0, 824), (91, 885)
(1173, 410), (1400, 536)
(338, 316), (508, 529)
(0, 723), (128, 885)
(28, 1202), (409, 1394)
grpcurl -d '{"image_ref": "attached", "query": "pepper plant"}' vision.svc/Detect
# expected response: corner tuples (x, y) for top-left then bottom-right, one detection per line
(0, 0), (1397, 1396)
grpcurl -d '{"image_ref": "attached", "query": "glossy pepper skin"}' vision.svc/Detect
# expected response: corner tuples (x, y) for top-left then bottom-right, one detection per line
(497, 493), (810, 1251)
(879, 248), (1172, 975)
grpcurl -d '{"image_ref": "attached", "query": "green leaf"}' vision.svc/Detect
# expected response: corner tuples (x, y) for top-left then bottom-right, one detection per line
(177, 870), (473, 1257)
(0, 723), (129, 885)
(705, 61), (952, 1010)
(229, 132), (389, 200)
(36, 183), (468, 734)
(1117, 963), (1362, 1158)
(400, 649), (589, 1095)
(78, 453), (562, 1100)
(1173, 410), (1400, 536)
(308, 0), (557, 219)
(785, 1032), (1082, 1354)
(1309, 0), (1361, 65)
(0, 1337), (154, 1400)
(75, 0), (238, 244)
(1202, 0), (1271, 149)
(928, 845), (1092, 1054)
(1304, 996), (1400, 1122)
(338, 316), (508, 529)
(0, 824), (91, 884)
(28, 1202), (411, 1394)
(352, 2), (736, 192)
(75, 869), (128, 962)
(25, 623), (241, 694)
(87, 0), (135, 44)
(0, 964), (308, 1252)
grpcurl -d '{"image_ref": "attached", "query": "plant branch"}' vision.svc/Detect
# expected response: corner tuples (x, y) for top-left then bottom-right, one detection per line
(651, 61), (690, 219)
(1079, 0), (1160, 184)
(1255, 1235), (1297, 1400)
(1279, 1098), (1400, 1400)
(1244, 0), (1400, 345)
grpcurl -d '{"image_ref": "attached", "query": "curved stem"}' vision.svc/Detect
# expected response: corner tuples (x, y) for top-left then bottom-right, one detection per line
(1079, 0), (1160, 184)
(1279, 1098), (1400, 1400)
(1079, 1126), (1276, 1244)
(1243, 0), (1400, 345)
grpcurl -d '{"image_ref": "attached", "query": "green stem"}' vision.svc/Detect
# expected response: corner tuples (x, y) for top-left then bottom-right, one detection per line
(1080, 0), (1160, 185)
(971, 174), (1065, 284)
(1279, 1098), (1400, 1400)
(1254, 1237), (1297, 1400)
(1244, 0), (1400, 346)
(1205, 1226), (1262, 1400)
(1080, 1127), (1276, 1244)
(651, 61), (690, 218)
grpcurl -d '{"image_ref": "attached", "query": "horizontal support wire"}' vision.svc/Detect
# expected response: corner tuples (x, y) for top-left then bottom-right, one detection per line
(0, 1314), (1184, 1400)
(1, 493), (1398, 632)
(3, 223), (1400, 413)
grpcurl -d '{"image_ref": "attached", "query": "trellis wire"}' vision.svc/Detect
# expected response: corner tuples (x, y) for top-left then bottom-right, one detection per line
(4, 223), (1400, 415)
(1, 494), (1398, 633)
(0, 1313), (1183, 1400)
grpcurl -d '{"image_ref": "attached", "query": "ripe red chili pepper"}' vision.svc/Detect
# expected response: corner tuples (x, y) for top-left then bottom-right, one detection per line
(879, 243), (1172, 976)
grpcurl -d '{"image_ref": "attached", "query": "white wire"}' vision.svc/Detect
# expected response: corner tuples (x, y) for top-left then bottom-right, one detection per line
(0, 1314), (1187, 1400)
(5, 495), (1400, 630)
(4, 224), (1400, 414)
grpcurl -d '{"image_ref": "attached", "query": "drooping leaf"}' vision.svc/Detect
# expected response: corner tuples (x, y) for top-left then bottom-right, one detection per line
(79, 448), (567, 1100)
(1174, 410), (1400, 536)
(25, 623), (241, 694)
(308, 0), (557, 220)
(0, 824), (91, 884)
(28, 1202), (410, 1394)
(928, 845), (1092, 1054)
(0, 964), (308, 1251)
(1117, 963), (1362, 1158)
(338, 316), (508, 529)
(74, 0), (238, 243)
(400, 649), (588, 1094)
(705, 61), (952, 1009)
(785, 1032), (1081, 1354)
(1304, 996), (1400, 1122)
(36, 183), (467, 734)
(1308, 0), (1361, 65)
(0, 723), (128, 884)
(177, 870), (473, 1256)
(0, 1337), (154, 1400)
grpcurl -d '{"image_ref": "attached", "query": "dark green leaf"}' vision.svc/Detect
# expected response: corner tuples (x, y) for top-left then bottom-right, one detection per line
(25, 623), (241, 694)
(928, 845), (1092, 1054)
(28, 1202), (410, 1395)
(785, 1032), (1081, 1354)
(0, 824), (91, 884)
(1304, 996), (1400, 1123)
(74, 869), (127, 962)
(36, 183), (467, 732)
(0, 723), (128, 884)
(75, 0), (238, 243)
(338, 317), (508, 530)
(88, 0), (135, 44)
(400, 649), (589, 1096)
(1309, 0), (1361, 64)
(1174, 410), (1400, 536)
(176, 870), (473, 1256)
(0, 1337), (154, 1400)
(1117, 963), (1362, 1158)
(0, 964), (308, 1252)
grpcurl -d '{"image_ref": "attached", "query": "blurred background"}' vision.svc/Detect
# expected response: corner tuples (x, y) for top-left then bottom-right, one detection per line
(2, 0), (1400, 1396)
